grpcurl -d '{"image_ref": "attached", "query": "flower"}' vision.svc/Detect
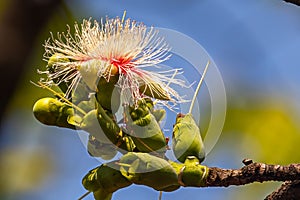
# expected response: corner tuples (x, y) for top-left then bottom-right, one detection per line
(39, 16), (185, 106)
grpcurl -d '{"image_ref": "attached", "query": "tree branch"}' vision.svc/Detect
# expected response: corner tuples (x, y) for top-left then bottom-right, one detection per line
(283, 0), (300, 6)
(265, 180), (300, 200)
(205, 159), (300, 187)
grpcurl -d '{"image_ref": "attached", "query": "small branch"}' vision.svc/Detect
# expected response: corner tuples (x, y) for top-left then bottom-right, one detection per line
(205, 159), (300, 187)
(265, 180), (300, 200)
(284, 0), (300, 6)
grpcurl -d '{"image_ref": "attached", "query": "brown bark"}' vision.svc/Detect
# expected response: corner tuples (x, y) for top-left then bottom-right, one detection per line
(205, 159), (300, 187)
(284, 0), (300, 6)
(202, 159), (300, 199)
(265, 180), (300, 200)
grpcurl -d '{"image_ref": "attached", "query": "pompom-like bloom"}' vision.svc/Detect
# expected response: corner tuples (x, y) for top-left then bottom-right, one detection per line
(39, 16), (185, 106)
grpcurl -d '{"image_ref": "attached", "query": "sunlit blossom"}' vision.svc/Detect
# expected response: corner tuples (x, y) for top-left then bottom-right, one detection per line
(39, 16), (186, 106)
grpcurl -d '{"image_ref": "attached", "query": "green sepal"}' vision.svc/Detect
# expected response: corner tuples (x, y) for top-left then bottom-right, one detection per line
(169, 157), (208, 187)
(93, 189), (112, 200)
(172, 113), (205, 163)
(82, 167), (102, 192)
(66, 114), (82, 127)
(168, 160), (183, 174)
(82, 103), (136, 153)
(180, 156), (209, 187)
(119, 152), (178, 191)
(33, 97), (76, 129)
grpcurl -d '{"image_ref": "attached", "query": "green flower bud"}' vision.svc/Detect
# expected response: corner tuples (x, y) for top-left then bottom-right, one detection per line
(128, 114), (166, 153)
(119, 152), (179, 191)
(82, 161), (132, 197)
(125, 100), (166, 153)
(96, 102), (121, 145)
(96, 75), (120, 113)
(78, 100), (136, 154)
(33, 97), (76, 129)
(172, 113), (205, 163)
(139, 82), (170, 100)
(93, 189), (112, 200)
(82, 167), (102, 192)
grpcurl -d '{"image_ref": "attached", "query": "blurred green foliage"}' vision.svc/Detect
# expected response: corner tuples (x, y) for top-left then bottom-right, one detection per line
(7, 4), (75, 111)
(0, 147), (54, 195)
(224, 99), (300, 164)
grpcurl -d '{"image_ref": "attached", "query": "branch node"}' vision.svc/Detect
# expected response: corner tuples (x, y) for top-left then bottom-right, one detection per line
(242, 158), (253, 166)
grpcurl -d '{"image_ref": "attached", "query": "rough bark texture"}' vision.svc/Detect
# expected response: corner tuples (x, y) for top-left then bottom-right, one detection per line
(265, 180), (300, 200)
(206, 160), (300, 187)
(284, 0), (300, 6)
(202, 159), (300, 199)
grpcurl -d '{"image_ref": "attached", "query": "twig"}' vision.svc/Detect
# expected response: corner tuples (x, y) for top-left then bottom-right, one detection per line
(205, 159), (300, 187)
(158, 191), (163, 200)
(264, 180), (300, 200)
(284, 0), (300, 6)
(78, 191), (91, 200)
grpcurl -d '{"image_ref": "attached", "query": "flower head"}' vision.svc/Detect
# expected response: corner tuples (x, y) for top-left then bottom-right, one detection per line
(39, 16), (185, 107)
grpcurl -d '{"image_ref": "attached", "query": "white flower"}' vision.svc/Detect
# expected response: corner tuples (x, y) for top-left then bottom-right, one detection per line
(39, 16), (185, 106)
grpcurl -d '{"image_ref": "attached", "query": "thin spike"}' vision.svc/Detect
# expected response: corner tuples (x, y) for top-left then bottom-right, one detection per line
(121, 10), (127, 23)
(37, 81), (87, 115)
(188, 60), (210, 114)
(158, 191), (163, 200)
(153, 69), (178, 105)
(78, 191), (91, 200)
